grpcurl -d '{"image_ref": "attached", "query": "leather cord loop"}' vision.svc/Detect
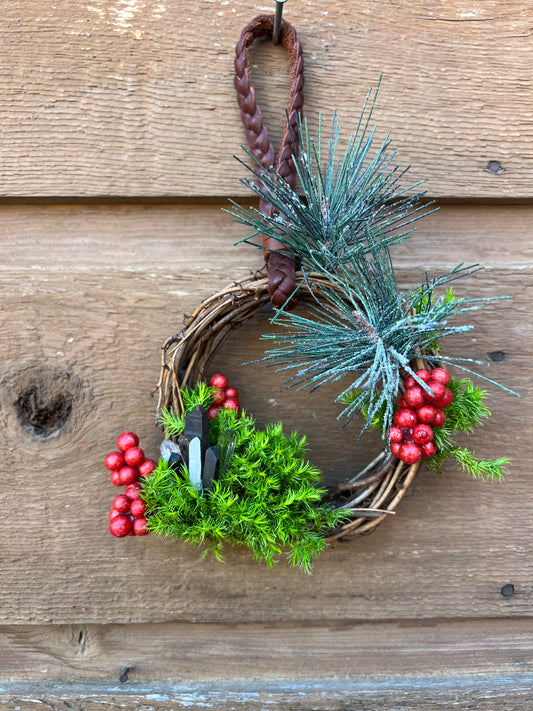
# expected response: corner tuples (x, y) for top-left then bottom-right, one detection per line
(234, 14), (304, 309)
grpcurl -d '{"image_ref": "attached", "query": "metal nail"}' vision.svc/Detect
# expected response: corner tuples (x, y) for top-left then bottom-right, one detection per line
(273, 0), (288, 45)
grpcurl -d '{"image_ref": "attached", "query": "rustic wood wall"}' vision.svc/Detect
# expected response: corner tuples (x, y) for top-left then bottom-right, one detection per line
(1, 1), (532, 708)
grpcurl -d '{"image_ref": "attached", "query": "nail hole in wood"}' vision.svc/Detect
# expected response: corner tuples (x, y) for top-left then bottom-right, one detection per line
(486, 160), (503, 174)
(489, 351), (505, 362)
(119, 667), (133, 683)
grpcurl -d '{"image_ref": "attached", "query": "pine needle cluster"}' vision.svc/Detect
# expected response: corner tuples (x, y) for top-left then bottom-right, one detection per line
(143, 388), (347, 571)
(227, 87), (513, 436)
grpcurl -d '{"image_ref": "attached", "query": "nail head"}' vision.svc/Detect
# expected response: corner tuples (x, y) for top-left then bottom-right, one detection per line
(501, 583), (515, 598)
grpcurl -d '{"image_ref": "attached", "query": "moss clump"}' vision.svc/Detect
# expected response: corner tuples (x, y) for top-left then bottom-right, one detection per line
(141, 389), (347, 572)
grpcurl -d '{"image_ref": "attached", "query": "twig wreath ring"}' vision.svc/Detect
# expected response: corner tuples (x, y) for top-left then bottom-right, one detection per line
(156, 270), (425, 546)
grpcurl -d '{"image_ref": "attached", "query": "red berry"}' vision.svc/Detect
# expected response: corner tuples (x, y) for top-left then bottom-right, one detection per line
(133, 517), (149, 536)
(393, 408), (417, 429)
(209, 373), (229, 390)
(403, 375), (417, 389)
(225, 386), (239, 399)
(430, 367), (450, 385)
(415, 369), (432, 383)
(390, 441), (402, 457)
(110, 470), (122, 486)
(412, 423), (433, 445)
(433, 387), (453, 409)
(124, 446), (145, 467)
(433, 409), (446, 427)
(139, 459), (156, 478)
(117, 431), (139, 452)
(207, 405), (221, 420)
(130, 498), (146, 518)
(223, 398), (240, 412)
(426, 380), (446, 401)
(388, 425), (403, 443)
(105, 451), (125, 471)
(125, 483), (142, 500)
(404, 385), (427, 409)
(399, 442), (422, 465)
(211, 389), (226, 406)
(109, 508), (122, 520)
(397, 396), (408, 409)
(421, 441), (437, 458)
(416, 404), (438, 424)
(109, 514), (133, 537)
(112, 494), (131, 513)
(118, 465), (140, 485)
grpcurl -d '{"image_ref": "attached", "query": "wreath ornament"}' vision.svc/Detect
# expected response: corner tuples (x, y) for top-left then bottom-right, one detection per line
(155, 270), (425, 544)
(105, 15), (517, 570)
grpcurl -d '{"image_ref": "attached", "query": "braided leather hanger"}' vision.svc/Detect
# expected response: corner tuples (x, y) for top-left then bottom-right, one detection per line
(234, 14), (304, 309)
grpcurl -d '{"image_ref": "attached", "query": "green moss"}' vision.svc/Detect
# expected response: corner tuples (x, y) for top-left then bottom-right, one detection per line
(143, 389), (348, 572)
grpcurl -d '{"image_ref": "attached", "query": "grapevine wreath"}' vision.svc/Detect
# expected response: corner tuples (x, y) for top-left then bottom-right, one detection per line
(104, 14), (517, 571)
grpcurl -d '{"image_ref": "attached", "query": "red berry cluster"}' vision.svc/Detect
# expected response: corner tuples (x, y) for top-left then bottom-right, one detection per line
(105, 431), (157, 537)
(207, 373), (240, 420)
(389, 367), (453, 465)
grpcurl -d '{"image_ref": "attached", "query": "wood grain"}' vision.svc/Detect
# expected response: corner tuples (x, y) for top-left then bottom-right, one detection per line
(2, 618), (533, 681)
(1, 1), (532, 198)
(0, 203), (530, 625)
(0, 203), (531, 270)
(1, 620), (533, 709)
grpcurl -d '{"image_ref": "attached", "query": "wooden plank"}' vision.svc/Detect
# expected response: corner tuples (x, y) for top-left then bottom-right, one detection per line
(1, 619), (533, 706)
(1, 619), (533, 681)
(0, 205), (530, 625)
(1, 676), (533, 710)
(0, 203), (532, 270)
(0, 253), (530, 624)
(1, 1), (532, 198)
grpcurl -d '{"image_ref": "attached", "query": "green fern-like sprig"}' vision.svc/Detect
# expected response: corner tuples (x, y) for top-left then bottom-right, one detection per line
(158, 383), (215, 437)
(341, 376), (509, 480)
(424, 379), (508, 480)
(428, 445), (508, 481)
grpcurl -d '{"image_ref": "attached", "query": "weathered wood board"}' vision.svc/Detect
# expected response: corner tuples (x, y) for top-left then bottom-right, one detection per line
(1, 0), (532, 198)
(2, 618), (533, 681)
(1, 619), (533, 708)
(0, 204), (530, 626)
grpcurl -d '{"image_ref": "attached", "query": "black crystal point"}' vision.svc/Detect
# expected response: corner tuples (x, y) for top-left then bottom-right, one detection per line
(168, 451), (183, 470)
(202, 446), (221, 490)
(180, 405), (210, 464)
